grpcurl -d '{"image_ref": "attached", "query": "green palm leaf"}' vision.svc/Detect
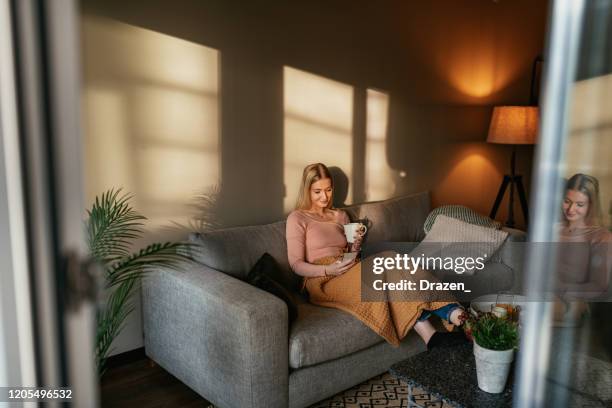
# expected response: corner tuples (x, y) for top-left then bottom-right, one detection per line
(87, 189), (146, 263)
(87, 189), (196, 376)
(105, 242), (194, 288)
(95, 278), (137, 376)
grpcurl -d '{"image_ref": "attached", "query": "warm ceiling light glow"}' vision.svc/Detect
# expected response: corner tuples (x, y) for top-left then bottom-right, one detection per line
(444, 48), (517, 100)
(420, 17), (522, 101)
(487, 106), (538, 145)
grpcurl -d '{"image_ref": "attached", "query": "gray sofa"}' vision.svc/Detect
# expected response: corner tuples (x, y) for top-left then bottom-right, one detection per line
(142, 192), (526, 408)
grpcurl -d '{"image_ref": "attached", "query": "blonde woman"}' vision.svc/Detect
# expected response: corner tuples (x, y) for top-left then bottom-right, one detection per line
(286, 163), (467, 348)
(556, 174), (611, 318)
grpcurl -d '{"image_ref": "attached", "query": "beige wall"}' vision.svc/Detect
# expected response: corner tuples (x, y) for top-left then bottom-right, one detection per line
(80, 0), (548, 353)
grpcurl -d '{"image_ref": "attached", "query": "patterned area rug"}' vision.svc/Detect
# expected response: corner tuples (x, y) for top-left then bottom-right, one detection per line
(308, 373), (456, 408)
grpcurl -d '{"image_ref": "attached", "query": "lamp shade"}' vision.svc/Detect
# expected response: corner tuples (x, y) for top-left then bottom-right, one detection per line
(487, 106), (538, 144)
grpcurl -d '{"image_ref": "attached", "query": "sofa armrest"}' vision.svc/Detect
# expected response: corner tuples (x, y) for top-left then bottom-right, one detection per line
(142, 264), (289, 408)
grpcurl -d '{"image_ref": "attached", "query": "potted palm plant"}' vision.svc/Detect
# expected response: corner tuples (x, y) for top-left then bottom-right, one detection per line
(87, 189), (195, 376)
(469, 313), (519, 393)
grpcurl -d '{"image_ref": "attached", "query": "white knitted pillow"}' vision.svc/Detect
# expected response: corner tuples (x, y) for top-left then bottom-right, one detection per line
(412, 215), (508, 275)
(423, 205), (501, 234)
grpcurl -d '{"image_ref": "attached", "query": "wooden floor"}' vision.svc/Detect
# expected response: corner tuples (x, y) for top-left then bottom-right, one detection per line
(101, 357), (213, 408)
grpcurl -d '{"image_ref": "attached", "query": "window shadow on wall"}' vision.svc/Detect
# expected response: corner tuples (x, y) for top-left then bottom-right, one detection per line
(283, 66), (354, 212)
(82, 16), (220, 234)
(365, 89), (395, 201)
(283, 66), (401, 212)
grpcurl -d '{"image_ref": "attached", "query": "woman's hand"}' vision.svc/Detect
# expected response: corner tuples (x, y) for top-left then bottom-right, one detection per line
(325, 258), (356, 276)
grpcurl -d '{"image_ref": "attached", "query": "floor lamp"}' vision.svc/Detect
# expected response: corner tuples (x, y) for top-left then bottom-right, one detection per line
(487, 106), (538, 228)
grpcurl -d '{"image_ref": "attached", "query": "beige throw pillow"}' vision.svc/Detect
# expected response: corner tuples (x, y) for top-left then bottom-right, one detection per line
(423, 205), (501, 234)
(412, 215), (508, 275)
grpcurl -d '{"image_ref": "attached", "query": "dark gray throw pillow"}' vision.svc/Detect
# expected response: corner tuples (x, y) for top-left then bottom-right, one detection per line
(246, 253), (298, 324)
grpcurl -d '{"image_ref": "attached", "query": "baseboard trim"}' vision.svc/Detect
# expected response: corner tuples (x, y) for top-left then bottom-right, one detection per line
(106, 347), (146, 369)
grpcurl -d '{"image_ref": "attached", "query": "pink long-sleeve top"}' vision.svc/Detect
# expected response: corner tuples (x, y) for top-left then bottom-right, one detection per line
(556, 225), (611, 298)
(286, 209), (350, 277)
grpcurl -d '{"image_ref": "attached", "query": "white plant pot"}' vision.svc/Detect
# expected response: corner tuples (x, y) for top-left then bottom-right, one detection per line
(473, 342), (514, 393)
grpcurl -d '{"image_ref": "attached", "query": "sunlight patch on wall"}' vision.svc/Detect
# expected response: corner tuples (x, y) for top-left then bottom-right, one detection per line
(283, 67), (353, 212)
(365, 89), (395, 201)
(83, 88), (135, 195)
(82, 16), (219, 230)
(136, 147), (219, 226)
(131, 86), (219, 147)
(83, 17), (217, 93)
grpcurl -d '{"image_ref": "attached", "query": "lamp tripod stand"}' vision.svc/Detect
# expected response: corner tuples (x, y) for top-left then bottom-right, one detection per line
(487, 55), (541, 228)
(489, 146), (529, 228)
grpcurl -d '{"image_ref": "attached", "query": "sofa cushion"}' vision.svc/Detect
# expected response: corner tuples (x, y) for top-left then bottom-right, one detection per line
(189, 221), (303, 291)
(343, 191), (430, 243)
(289, 303), (382, 369)
(246, 253), (299, 324)
(415, 215), (509, 275)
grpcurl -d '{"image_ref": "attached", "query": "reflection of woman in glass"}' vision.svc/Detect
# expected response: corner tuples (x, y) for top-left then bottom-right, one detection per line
(286, 163), (467, 349)
(555, 174), (611, 321)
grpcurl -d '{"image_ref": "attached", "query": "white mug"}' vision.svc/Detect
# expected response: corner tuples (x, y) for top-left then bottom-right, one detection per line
(343, 223), (367, 244)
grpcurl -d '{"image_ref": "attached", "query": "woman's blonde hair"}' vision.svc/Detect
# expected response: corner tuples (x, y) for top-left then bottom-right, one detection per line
(295, 163), (333, 210)
(565, 173), (602, 226)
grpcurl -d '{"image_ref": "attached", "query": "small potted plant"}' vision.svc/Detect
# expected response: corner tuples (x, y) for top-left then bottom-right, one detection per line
(468, 313), (519, 393)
